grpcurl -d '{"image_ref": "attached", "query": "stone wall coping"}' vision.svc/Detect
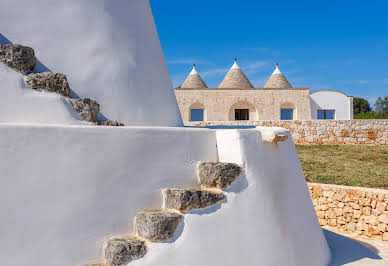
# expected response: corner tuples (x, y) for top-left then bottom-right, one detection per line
(185, 120), (388, 123)
(174, 87), (310, 91)
(307, 182), (388, 195)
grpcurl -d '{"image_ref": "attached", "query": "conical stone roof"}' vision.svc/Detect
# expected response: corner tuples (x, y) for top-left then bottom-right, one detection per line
(218, 58), (253, 89)
(181, 64), (208, 88)
(264, 63), (292, 89)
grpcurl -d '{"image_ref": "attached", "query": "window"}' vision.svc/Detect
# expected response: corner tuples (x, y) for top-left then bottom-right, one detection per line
(190, 109), (204, 121)
(317, 110), (335, 120)
(281, 109), (293, 120)
(235, 109), (249, 120)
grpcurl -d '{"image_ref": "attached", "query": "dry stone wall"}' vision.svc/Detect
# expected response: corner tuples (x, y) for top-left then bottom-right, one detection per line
(308, 183), (388, 242)
(185, 120), (388, 145)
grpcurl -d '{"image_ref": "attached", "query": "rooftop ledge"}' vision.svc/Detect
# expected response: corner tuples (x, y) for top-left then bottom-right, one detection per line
(174, 87), (309, 90)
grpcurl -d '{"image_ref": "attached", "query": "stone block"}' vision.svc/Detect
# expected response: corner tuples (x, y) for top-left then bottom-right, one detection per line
(0, 44), (36, 74)
(105, 237), (147, 266)
(134, 211), (183, 242)
(67, 98), (100, 121)
(363, 207), (371, 216)
(347, 222), (356, 232)
(376, 202), (387, 212)
(198, 162), (243, 190)
(162, 189), (225, 213)
(25, 72), (70, 97)
(365, 215), (378, 226)
(378, 213), (388, 224)
(377, 223), (386, 233)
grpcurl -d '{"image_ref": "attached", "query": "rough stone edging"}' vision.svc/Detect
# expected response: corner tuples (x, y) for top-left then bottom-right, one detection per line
(84, 162), (243, 266)
(0, 43), (124, 125)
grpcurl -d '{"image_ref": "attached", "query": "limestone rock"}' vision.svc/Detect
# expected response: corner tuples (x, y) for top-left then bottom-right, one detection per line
(25, 72), (70, 97)
(378, 213), (388, 224)
(163, 189), (225, 213)
(67, 98), (100, 121)
(198, 162), (243, 190)
(134, 210), (183, 242)
(94, 120), (125, 127)
(0, 44), (36, 74)
(105, 237), (147, 266)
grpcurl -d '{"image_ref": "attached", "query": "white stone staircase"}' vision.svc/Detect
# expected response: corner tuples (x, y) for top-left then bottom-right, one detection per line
(85, 161), (243, 266)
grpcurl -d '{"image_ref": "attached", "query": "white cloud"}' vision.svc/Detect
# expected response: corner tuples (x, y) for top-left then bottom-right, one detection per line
(359, 80), (369, 84)
(201, 68), (228, 78)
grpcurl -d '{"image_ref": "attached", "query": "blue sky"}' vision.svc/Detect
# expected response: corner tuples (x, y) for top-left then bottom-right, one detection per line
(149, 0), (387, 105)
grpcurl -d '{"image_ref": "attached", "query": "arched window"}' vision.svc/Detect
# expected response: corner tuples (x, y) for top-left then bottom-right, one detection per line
(280, 102), (296, 120)
(189, 102), (206, 122)
(229, 101), (258, 121)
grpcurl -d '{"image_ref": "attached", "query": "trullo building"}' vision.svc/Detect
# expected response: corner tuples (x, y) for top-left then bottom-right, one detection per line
(175, 59), (353, 123)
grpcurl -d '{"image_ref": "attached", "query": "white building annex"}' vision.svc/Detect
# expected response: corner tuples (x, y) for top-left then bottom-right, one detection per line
(0, 0), (384, 266)
(175, 61), (354, 123)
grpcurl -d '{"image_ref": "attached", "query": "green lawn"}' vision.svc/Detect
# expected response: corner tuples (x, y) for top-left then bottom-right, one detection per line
(296, 145), (388, 189)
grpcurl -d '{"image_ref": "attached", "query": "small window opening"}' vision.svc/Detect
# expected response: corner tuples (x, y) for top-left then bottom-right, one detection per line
(281, 109), (293, 120)
(190, 109), (204, 121)
(235, 109), (249, 120)
(317, 110), (335, 120)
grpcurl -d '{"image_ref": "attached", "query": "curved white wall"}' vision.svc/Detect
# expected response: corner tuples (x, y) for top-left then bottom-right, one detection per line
(134, 127), (331, 266)
(0, 0), (182, 126)
(0, 125), (217, 266)
(0, 64), (85, 124)
(310, 90), (353, 120)
(0, 125), (331, 266)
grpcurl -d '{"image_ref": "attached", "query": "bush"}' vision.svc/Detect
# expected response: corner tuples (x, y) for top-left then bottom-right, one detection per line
(354, 111), (384, 119)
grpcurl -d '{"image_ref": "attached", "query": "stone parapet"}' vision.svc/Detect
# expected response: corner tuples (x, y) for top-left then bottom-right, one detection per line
(185, 120), (388, 145)
(308, 183), (388, 242)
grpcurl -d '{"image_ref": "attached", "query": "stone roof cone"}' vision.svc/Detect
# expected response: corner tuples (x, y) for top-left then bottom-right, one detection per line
(264, 63), (293, 89)
(218, 58), (254, 89)
(181, 64), (208, 88)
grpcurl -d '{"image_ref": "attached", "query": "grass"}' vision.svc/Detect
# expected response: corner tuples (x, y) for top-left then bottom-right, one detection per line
(296, 145), (388, 189)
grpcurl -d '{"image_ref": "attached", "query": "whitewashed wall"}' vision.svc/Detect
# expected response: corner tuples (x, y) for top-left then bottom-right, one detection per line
(0, 0), (182, 126)
(0, 125), (217, 266)
(0, 125), (331, 266)
(310, 90), (353, 120)
(135, 127), (331, 266)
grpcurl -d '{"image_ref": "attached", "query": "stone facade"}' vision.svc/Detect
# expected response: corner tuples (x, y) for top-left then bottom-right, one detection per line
(308, 183), (388, 242)
(185, 120), (388, 145)
(175, 88), (312, 122)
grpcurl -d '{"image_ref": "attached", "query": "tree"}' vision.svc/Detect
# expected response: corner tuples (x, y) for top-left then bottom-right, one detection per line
(375, 96), (388, 117)
(353, 97), (371, 116)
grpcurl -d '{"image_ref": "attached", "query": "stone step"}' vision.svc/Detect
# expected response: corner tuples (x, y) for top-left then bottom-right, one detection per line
(25, 72), (71, 97)
(0, 44), (36, 74)
(197, 162), (243, 190)
(134, 210), (183, 242)
(162, 188), (225, 213)
(104, 237), (147, 266)
(66, 98), (100, 122)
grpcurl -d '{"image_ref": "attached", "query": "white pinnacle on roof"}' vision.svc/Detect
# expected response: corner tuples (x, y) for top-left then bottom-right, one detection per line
(273, 64), (282, 74)
(264, 63), (293, 89)
(218, 58), (254, 89)
(189, 65), (199, 75)
(181, 64), (208, 88)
